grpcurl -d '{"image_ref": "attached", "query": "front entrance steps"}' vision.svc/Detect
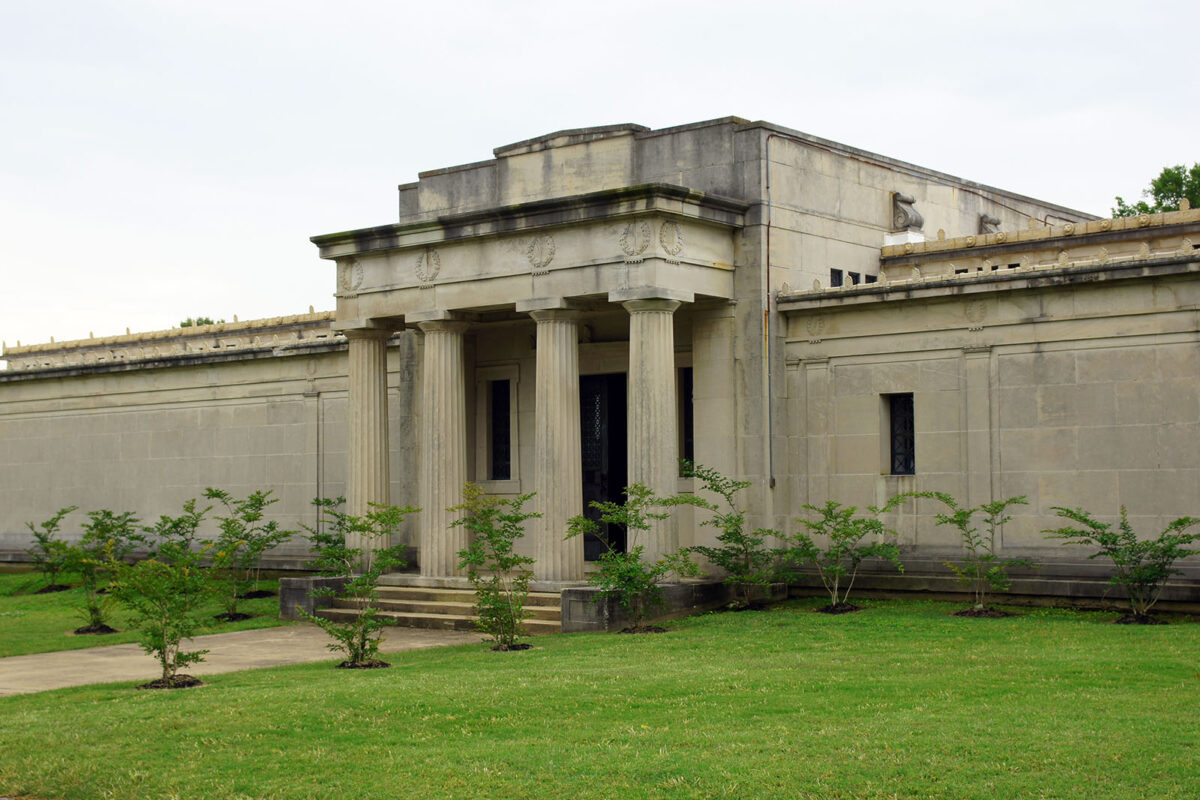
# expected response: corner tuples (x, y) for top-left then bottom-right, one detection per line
(314, 585), (563, 634)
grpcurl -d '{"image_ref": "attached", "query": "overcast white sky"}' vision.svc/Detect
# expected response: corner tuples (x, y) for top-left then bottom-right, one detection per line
(2, 0), (1197, 361)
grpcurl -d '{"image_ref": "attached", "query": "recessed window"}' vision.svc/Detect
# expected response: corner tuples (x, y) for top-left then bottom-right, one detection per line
(885, 393), (915, 475)
(678, 366), (694, 472)
(865, 274), (878, 284)
(830, 268), (844, 287)
(848, 271), (861, 285)
(474, 366), (519, 486)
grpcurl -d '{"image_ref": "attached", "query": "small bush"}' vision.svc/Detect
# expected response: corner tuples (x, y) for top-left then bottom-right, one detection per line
(204, 488), (296, 620)
(918, 493), (1032, 612)
(70, 509), (143, 633)
(787, 497), (907, 611)
(26, 507), (77, 592)
(669, 462), (778, 609)
(568, 484), (698, 630)
(300, 498), (416, 668)
(1045, 506), (1200, 622)
(108, 502), (213, 687)
(454, 484), (537, 650)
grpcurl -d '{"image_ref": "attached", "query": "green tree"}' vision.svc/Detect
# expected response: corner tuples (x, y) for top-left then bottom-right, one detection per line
(668, 462), (779, 609)
(453, 484), (537, 650)
(567, 484), (698, 631)
(203, 488), (296, 621)
(70, 509), (143, 633)
(300, 498), (416, 668)
(1113, 163), (1200, 217)
(178, 316), (222, 327)
(25, 507), (77, 592)
(1045, 506), (1200, 623)
(787, 497), (907, 611)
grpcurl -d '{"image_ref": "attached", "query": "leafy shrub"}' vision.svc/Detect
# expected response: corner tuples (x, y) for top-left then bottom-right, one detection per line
(25, 506), (77, 592)
(567, 484), (698, 630)
(107, 502), (213, 688)
(70, 510), (143, 633)
(300, 498), (415, 668)
(918, 493), (1032, 611)
(453, 484), (537, 650)
(788, 497), (906, 611)
(204, 488), (296, 620)
(1045, 506), (1200, 622)
(669, 463), (779, 609)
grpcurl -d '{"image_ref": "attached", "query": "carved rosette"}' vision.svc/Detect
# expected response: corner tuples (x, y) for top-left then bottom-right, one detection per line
(415, 247), (441, 284)
(527, 234), (556, 273)
(806, 315), (825, 343)
(619, 221), (652, 262)
(659, 221), (684, 263)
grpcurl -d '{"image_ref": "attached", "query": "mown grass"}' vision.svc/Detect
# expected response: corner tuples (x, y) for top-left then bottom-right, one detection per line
(2, 597), (1198, 799)
(0, 571), (295, 657)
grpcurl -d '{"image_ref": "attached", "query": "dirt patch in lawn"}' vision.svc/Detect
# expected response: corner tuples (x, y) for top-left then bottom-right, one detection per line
(337, 659), (391, 669)
(491, 643), (534, 651)
(1115, 613), (1168, 625)
(74, 623), (119, 635)
(138, 674), (203, 690)
(815, 602), (862, 615)
(237, 589), (276, 600)
(619, 625), (667, 634)
(952, 607), (1014, 618)
(213, 612), (255, 623)
(34, 584), (72, 594)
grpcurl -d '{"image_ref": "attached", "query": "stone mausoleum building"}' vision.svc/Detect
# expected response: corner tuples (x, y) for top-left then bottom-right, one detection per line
(3, 117), (1198, 599)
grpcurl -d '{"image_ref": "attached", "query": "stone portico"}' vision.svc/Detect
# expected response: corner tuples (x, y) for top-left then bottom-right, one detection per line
(313, 182), (748, 582)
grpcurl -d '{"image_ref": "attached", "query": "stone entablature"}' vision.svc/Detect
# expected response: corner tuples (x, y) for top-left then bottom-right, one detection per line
(2, 312), (338, 372)
(312, 184), (748, 325)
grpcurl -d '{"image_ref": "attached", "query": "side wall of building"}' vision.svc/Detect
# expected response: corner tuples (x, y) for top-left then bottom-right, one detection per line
(783, 268), (1200, 561)
(0, 340), (421, 563)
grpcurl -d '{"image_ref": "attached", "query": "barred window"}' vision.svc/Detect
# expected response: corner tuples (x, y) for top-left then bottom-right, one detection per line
(888, 393), (915, 475)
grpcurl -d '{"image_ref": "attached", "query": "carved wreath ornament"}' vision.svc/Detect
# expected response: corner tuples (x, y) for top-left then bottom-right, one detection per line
(414, 247), (441, 283)
(526, 234), (556, 271)
(659, 221), (684, 259)
(340, 259), (364, 292)
(619, 221), (652, 260)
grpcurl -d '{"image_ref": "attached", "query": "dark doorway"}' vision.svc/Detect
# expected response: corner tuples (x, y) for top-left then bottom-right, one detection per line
(580, 372), (627, 560)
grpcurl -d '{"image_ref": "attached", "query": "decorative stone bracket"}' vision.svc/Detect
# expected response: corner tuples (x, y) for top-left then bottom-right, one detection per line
(892, 192), (924, 232)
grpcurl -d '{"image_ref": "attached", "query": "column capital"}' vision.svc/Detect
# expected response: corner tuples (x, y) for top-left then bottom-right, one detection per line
(621, 298), (682, 315)
(516, 296), (582, 314)
(527, 308), (582, 324)
(608, 286), (693, 305)
(414, 319), (472, 335)
(341, 327), (394, 342)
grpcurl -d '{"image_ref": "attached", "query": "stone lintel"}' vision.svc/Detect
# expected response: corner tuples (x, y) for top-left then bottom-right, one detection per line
(608, 286), (694, 305)
(404, 309), (471, 325)
(515, 297), (583, 313)
(331, 318), (395, 333)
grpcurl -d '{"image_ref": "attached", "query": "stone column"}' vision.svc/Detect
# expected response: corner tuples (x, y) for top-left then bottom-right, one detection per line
(416, 319), (470, 577)
(344, 329), (391, 561)
(529, 309), (584, 582)
(623, 298), (681, 563)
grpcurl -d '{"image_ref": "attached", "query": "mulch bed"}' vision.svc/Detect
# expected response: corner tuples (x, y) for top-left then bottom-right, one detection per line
(34, 584), (72, 594)
(1115, 613), (1167, 625)
(337, 659), (391, 669)
(137, 674), (203, 690)
(237, 589), (276, 600)
(619, 625), (667, 634)
(815, 602), (862, 615)
(74, 623), (119, 635)
(213, 612), (255, 623)
(952, 607), (1014, 618)
(491, 643), (534, 651)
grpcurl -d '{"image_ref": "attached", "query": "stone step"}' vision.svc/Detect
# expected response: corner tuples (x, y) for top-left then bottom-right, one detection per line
(374, 586), (562, 607)
(331, 597), (561, 621)
(315, 607), (561, 634)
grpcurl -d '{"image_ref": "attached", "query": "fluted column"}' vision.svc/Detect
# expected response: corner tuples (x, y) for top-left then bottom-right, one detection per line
(529, 309), (584, 582)
(345, 328), (391, 560)
(624, 298), (681, 563)
(416, 319), (470, 577)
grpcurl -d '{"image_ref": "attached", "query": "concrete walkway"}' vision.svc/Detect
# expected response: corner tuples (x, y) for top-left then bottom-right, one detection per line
(0, 624), (479, 697)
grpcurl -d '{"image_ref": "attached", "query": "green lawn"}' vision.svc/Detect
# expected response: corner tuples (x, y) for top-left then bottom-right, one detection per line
(0, 571), (296, 657)
(2, 598), (1198, 799)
